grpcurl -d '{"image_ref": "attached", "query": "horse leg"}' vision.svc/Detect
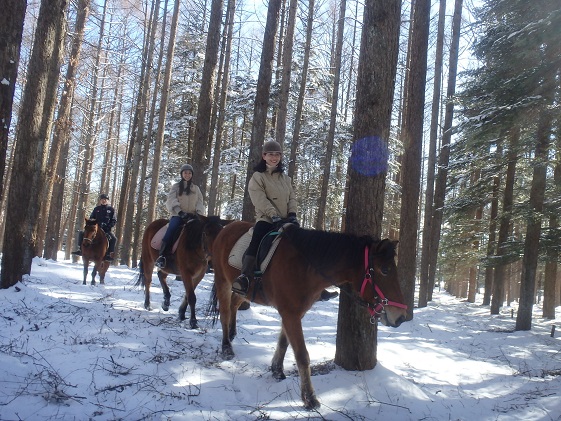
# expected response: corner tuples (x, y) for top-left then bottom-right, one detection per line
(178, 283), (197, 328)
(157, 271), (171, 311)
(281, 315), (320, 410)
(82, 261), (88, 285)
(271, 325), (289, 380)
(216, 278), (235, 359)
(91, 265), (97, 286)
(99, 262), (107, 285)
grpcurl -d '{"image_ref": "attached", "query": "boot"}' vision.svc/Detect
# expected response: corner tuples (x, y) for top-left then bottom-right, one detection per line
(104, 251), (114, 261)
(155, 241), (167, 268)
(232, 255), (256, 296)
(71, 232), (83, 255)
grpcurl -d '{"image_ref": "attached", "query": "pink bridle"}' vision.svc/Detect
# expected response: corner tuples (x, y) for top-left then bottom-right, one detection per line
(360, 246), (407, 319)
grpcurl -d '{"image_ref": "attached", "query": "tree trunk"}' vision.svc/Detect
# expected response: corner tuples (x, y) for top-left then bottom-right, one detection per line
(208, 0), (236, 215)
(192, 0), (224, 196)
(426, 0), (463, 301)
(120, 0), (160, 266)
(418, 0), (446, 308)
(397, 0), (430, 320)
(491, 130), (518, 314)
(274, 0), (297, 147)
(334, 0), (401, 371)
(288, 0), (315, 180)
(0, 0), (27, 200)
(315, 0), (346, 230)
(1, 0), (67, 288)
(43, 0), (90, 260)
(242, 0), (282, 222)
(515, 44), (555, 331)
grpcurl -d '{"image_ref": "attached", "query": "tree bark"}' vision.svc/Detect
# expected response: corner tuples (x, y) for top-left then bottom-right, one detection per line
(242, 0), (282, 221)
(426, 0), (463, 301)
(418, 0), (446, 308)
(397, 0), (431, 320)
(0, 0), (27, 201)
(191, 0), (224, 196)
(334, 0), (401, 371)
(315, 0), (346, 230)
(43, 0), (91, 260)
(1, 0), (67, 288)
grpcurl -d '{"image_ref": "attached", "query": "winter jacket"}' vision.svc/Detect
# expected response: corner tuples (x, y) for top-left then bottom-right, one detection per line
(165, 181), (205, 216)
(90, 205), (117, 233)
(248, 168), (297, 222)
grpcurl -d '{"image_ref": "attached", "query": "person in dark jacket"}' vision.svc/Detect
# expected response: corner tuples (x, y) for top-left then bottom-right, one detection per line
(72, 193), (117, 261)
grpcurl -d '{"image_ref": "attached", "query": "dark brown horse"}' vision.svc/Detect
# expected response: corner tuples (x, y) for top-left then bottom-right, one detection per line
(137, 215), (230, 328)
(80, 218), (110, 286)
(209, 221), (407, 410)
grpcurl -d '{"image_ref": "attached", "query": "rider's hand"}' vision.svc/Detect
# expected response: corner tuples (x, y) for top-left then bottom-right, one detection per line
(178, 211), (187, 219)
(271, 215), (282, 224)
(287, 213), (299, 227)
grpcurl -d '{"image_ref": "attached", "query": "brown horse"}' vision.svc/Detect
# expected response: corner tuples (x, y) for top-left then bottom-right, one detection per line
(209, 221), (407, 410)
(137, 215), (230, 329)
(80, 218), (110, 286)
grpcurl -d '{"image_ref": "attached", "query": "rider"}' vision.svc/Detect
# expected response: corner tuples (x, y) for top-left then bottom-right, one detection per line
(72, 193), (117, 261)
(155, 164), (205, 269)
(232, 140), (298, 296)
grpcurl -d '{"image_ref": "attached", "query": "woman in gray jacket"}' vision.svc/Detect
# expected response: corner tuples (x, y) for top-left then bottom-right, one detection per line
(232, 141), (298, 296)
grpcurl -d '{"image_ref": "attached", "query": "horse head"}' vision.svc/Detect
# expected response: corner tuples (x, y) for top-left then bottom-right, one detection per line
(360, 239), (407, 328)
(83, 218), (99, 246)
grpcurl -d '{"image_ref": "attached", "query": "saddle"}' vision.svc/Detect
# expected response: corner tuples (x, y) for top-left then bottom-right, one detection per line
(228, 224), (286, 275)
(150, 223), (183, 253)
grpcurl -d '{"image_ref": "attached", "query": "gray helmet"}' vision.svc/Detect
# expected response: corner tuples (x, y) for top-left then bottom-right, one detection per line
(262, 141), (282, 153)
(180, 164), (194, 176)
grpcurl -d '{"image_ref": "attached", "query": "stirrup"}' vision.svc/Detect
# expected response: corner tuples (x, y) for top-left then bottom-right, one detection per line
(155, 256), (166, 268)
(104, 255), (113, 261)
(232, 275), (250, 296)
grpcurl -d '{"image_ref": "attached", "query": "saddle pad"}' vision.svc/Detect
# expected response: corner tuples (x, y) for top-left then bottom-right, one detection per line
(150, 224), (180, 253)
(228, 226), (283, 273)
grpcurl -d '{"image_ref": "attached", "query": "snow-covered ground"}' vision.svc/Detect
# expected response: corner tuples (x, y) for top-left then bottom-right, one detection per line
(1, 256), (560, 420)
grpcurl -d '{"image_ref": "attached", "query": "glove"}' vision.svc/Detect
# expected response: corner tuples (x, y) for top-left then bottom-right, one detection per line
(271, 215), (282, 224)
(178, 211), (188, 219)
(100, 223), (109, 232)
(287, 214), (299, 227)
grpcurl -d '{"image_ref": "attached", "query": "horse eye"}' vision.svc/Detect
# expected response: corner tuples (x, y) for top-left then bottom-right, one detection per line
(380, 266), (390, 276)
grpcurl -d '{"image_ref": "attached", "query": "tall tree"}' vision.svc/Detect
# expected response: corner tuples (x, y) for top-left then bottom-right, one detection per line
(43, 0), (91, 260)
(191, 0), (224, 195)
(0, 0), (26, 200)
(315, 0), (346, 230)
(426, 0), (463, 301)
(241, 0), (283, 221)
(334, 0), (401, 370)
(418, 0), (446, 308)
(397, 0), (430, 319)
(1, 0), (67, 288)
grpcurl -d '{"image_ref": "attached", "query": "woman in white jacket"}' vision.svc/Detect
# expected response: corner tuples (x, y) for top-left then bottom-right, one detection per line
(155, 164), (205, 268)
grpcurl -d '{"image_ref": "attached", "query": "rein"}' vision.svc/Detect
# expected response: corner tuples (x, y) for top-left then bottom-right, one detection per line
(358, 246), (407, 324)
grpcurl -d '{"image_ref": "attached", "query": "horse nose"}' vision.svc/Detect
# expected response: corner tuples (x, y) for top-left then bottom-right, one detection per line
(393, 314), (406, 327)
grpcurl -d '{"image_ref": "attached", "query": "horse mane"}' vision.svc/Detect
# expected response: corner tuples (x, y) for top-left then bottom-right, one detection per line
(182, 219), (205, 249)
(281, 225), (378, 271)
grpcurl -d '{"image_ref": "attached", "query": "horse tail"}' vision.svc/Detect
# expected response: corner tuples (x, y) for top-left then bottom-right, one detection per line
(206, 283), (219, 327)
(134, 259), (145, 288)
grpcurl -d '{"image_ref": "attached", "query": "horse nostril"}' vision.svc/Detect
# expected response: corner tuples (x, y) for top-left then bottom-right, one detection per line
(394, 315), (406, 327)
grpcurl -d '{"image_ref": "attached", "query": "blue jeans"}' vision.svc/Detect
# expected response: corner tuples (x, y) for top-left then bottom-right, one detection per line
(162, 216), (183, 245)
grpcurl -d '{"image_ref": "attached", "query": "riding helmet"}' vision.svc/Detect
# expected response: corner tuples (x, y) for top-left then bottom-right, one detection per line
(180, 164), (194, 176)
(262, 140), (282, 153)
(99, 193), (109, 200)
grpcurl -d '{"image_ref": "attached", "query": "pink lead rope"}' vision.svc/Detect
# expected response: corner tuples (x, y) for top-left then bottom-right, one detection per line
(360, 246), (407, 317)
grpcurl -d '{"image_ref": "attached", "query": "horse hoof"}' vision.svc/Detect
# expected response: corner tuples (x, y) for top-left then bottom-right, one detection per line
(271, 369), (286, 381)
(303, 395), (321, 410)
(222, 346), (234, 360)
(82, 281), (86, 285)
(144, 304), (151, 311)
(161, 303), (169, 311)
(189, 320), (198, 329)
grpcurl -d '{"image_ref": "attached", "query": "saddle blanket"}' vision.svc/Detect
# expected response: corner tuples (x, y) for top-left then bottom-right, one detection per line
(228, 226), (284, 273)
(150, 224), (180, 253)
